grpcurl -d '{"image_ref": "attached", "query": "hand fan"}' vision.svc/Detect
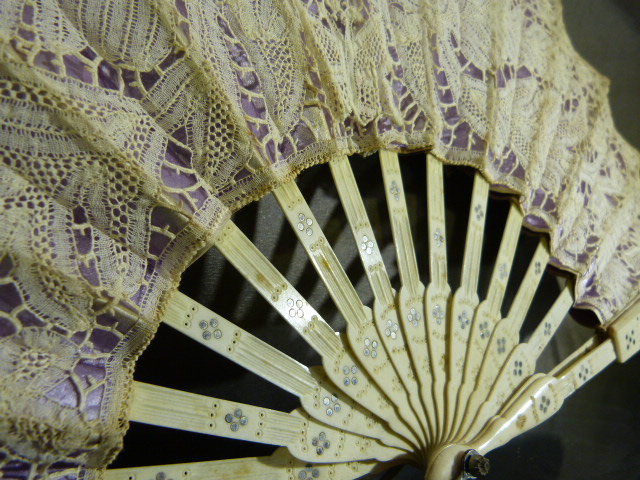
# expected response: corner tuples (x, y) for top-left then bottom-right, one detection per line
(0, 0), (639, 479)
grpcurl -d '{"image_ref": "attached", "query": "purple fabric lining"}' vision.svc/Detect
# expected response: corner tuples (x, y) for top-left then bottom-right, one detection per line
(0, 283), (22, 313)
(464, 63), (484, 80)
(46, 378), (80, 408)
(161, 165), (198, 189)
(1, 2), (638, 477)
(85, 384), (105, 421)
(80, 47), (97, 61)
(73, 229), (92, 256)
(21, 4), (34, 24)
(164, 141), (192, 169)
(524, 214), (550, 230)
(17, 310), (45, 328)
(18, 28), (35, 41)
(0, 316), (17, 337)
(175, 0), (188, 18)
(3, 459), (32, 480)
(78, 259), (100, 287)
(34, 50), (58, 74)
(98, 61), (120, 90)
(63, 55), (93, 84)
(88, 329), (120, 354)
(0, 254), (14, 277)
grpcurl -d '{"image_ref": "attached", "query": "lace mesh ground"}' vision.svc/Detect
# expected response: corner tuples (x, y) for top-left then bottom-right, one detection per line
(0, 0), (639, 477)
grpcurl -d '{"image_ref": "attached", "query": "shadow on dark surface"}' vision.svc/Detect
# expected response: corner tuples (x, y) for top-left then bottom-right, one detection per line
(486, 433), (564, 480)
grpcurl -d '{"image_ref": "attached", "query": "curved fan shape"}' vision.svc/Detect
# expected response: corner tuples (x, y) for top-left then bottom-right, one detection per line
(104, 152), (640, 480)
(1, 1), (640, 479)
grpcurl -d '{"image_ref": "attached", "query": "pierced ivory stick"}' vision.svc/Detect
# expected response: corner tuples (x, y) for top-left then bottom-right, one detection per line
(427, 333), (617, 480)
(163, 292), (411, 450)
(425, 153), (451, 442)
(458, 286), (573, 441)
(287, 410), (408, 464)
(328, 156), (395, 309)
(273, 178), (426, 451)
(607, 294), (640, 363)
(215, 222), (340, 358)
(455, 240), (549, 439)
(502, 293), (640, 426)
(165, 292), (316, 397)
(378, 151), (422, 296)
(130, 381), (303, 447)
(456, 295), (640, 463)
(272, 179), (371, 333)
(451, 203), (522, 439)
(328, 155), (431, 447)
(104, 448), (382, 480)
(469, 338), (617, 456)
(379, 150), (437, 444)
(215, 221), (421, 450)
(444, 172), (489, 439)
(129, 382), (405, 464)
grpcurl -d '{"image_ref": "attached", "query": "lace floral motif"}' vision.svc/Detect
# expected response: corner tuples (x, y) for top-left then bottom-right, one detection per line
(0, 329), (80, 390)
(0, 0), (639, 477)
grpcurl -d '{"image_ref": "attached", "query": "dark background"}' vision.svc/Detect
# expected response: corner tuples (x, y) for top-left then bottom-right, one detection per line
(110, 1), (640, 479)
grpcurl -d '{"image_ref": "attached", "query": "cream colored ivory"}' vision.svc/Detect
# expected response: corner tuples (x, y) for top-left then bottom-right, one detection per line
(527, 287), (575, 359)
(287, 410), (407, 464)
(215, 220), (421, 450)
(379, 150), (437, 443)
(608, 294), (640, 362)
(129, 382), (405, 464)
(327, 156), (396, 310)
(456, 286), (574, 442)
(272, 179), (371, 333)
(454, 240), (549, 439)
(162, 292), (412, 451)
(378, 151), (422, 299)
(450, 203), (523, 439)
(444, 173), (489, 438)
(425, 153), (451, 442)
(470, 339), (618, 455)
(427, 340), (616, 480)
(327, 155), (431, 447)
(215, 222), (340, 357)
(129, 382), (304, 448)
(273, 178), (429, 450)
(164, 292), (316, 397)
(327, 156), (415, 383)
(428, 296), (640, 479)
(105, 448), (381, 480)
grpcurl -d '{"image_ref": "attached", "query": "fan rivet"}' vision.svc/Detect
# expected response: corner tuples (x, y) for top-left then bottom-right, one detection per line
(463, 449), (490, 479)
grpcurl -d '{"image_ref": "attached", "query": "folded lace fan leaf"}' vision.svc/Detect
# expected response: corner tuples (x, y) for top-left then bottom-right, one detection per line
(1, 0), (640, 478)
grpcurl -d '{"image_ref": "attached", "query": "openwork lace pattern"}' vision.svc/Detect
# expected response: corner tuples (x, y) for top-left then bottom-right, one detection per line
(0, 0), (639, 477)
